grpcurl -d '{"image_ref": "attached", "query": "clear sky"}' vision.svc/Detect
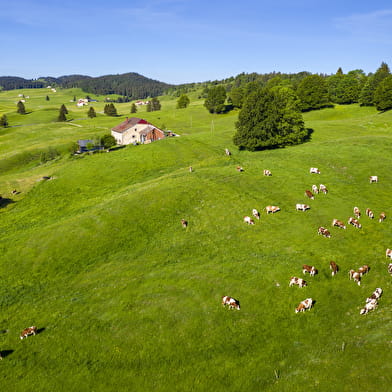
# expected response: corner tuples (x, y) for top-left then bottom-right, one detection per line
(0, 0), (391, 84)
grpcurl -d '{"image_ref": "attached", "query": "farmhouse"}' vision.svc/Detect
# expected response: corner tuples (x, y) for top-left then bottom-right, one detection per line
(111, 117), (165, 145)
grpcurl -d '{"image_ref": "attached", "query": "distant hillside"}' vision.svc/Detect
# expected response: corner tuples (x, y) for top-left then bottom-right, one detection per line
(0, 72), (173, 99)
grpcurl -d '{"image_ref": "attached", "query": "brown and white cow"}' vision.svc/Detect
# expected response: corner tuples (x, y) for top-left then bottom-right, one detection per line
(265, 206), (280, 214)
(388, 263), (392, 275)
(244, 216), (255, 225)
(181, 219), (188, 228)
(222, 296), (240, 310)
(295, 203), (310, 212)
(252, 209), (260, 220)
(366, 288), (382, 303)
(289, 277), (307, 288)
(318, 226), (331, 238)
(330, 261), (339, 276)
(379, 212), (386, 223)
(348, 217), (362, 229)
(319, 184), (328, 194)
(236, 166), (244, 172)
(312, 185), (319, 194)
(353, 207), (361, 219)
(225, 148), (231, 156)
(386, 248), (392, 259)
(305, 190), (314, 200)
(310, 167), (320, 174)
(263, 169), (272, 176)
(369, 175), (378, 183)
(349, 269), (361, 286)
(366, 208), (374, 219)
(358, 265), (370, 276)
(303, 264), (317, 276)
(360, 298), (378, 315)
(20, 326), (37, 339)
(332, 219), (346, 229)
(295, 298), (313, 313)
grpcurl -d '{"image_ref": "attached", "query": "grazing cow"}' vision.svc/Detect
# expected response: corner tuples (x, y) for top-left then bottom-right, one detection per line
(348, 217), (362, 229)
(289, 277), (307, 288)
(189, 166), (193, 173)
(318, 226), (331, 238)
(12, 189), (19, 195)
(295, 203), (310, 212)
(225, 148), (231, 156)
(369, 176), (378, 183)
(252, 209), (260, 220)
(305, 190), (314, 200)
(303, 264), (317, 276)
(332, 219), (346, 229)
(222, 296), (240, 310)
(310, 168), (320, 174)
(263, 169), (272, 176)
(319, 184), (328, 194)
(349, 269), (361, 286)
(379, 212), (386, 223)
(386, 248), (392, 259)
(244, 216), (255, 225)
(358, 265), (370, 276)
(330, 261), (339, 276)
(295, 298), (313, 313)
(20, 326), (37, 339)
(181, 219), (188, 228)
(236, 166), (244, 172)
(265, 205), (280, 214)
(312, 185), (319, 194)
(366, 208), (374, 219)
(360, 299), (378, 315)
(353, 207), (361, 219)
(388, 263), (392, 275)
(366, 288), (383, 303)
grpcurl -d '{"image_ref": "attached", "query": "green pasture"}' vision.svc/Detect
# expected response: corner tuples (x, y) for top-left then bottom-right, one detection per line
(0, 88), (391, 391)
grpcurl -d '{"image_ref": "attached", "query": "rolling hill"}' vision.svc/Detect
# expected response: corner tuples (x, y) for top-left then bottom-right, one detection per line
(0, 87), (391, 391)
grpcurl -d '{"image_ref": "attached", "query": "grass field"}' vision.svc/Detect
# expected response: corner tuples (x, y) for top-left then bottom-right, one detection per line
(0, 88), (392, 391)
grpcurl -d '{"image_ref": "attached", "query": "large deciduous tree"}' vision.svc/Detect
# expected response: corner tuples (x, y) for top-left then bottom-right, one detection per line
(233, 86), (307, 151)
(204, 86), (227, 113)
(176, 94), (190, 109)
(296, 74), (329, 111)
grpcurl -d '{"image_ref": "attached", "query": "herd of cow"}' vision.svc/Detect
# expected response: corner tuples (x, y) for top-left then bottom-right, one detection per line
(217, 162), (390, 315)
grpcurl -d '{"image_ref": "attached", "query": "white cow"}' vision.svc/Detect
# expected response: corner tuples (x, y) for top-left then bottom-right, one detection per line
(369, 176), (378, 183)
(310, 168), (320, 174)
(295, 204), (310, 211)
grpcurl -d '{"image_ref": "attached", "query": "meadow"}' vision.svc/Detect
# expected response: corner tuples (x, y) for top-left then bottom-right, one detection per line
(0, 87), (391, 391)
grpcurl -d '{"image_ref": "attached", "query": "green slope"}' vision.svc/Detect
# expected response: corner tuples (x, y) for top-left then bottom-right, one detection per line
(0, 89), (391, 391)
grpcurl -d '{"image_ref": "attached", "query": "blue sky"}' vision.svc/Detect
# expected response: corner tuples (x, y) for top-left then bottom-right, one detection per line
(0, 0), (391, 84)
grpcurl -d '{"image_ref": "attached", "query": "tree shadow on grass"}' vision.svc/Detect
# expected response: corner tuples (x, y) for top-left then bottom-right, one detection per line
(1, 349), (14, 359)
(0, 197), (14, 209)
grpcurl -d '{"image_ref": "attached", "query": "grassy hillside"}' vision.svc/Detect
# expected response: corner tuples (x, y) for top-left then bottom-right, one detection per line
(0, 88), (391, 391)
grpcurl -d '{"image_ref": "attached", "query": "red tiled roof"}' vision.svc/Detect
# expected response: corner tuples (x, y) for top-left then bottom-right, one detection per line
(111, 117), (151, 133)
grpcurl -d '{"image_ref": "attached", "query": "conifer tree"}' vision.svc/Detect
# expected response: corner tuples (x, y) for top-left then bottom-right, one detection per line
(57, 108), (67, 122)
(46, 95), (50, 101)
(17, 101), (26, 114)
(374, 75), (392, 111)
(151, 97), (161, 111)
(0, 114), (8, 127)
(130, 103), (137, 113)
(60, 104), (68, 114)
(87, 107), (96, 118)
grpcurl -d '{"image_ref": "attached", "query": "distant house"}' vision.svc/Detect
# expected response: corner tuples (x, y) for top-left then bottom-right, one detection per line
(77, 99), (89, 107)
(111, 117), (165, 145)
